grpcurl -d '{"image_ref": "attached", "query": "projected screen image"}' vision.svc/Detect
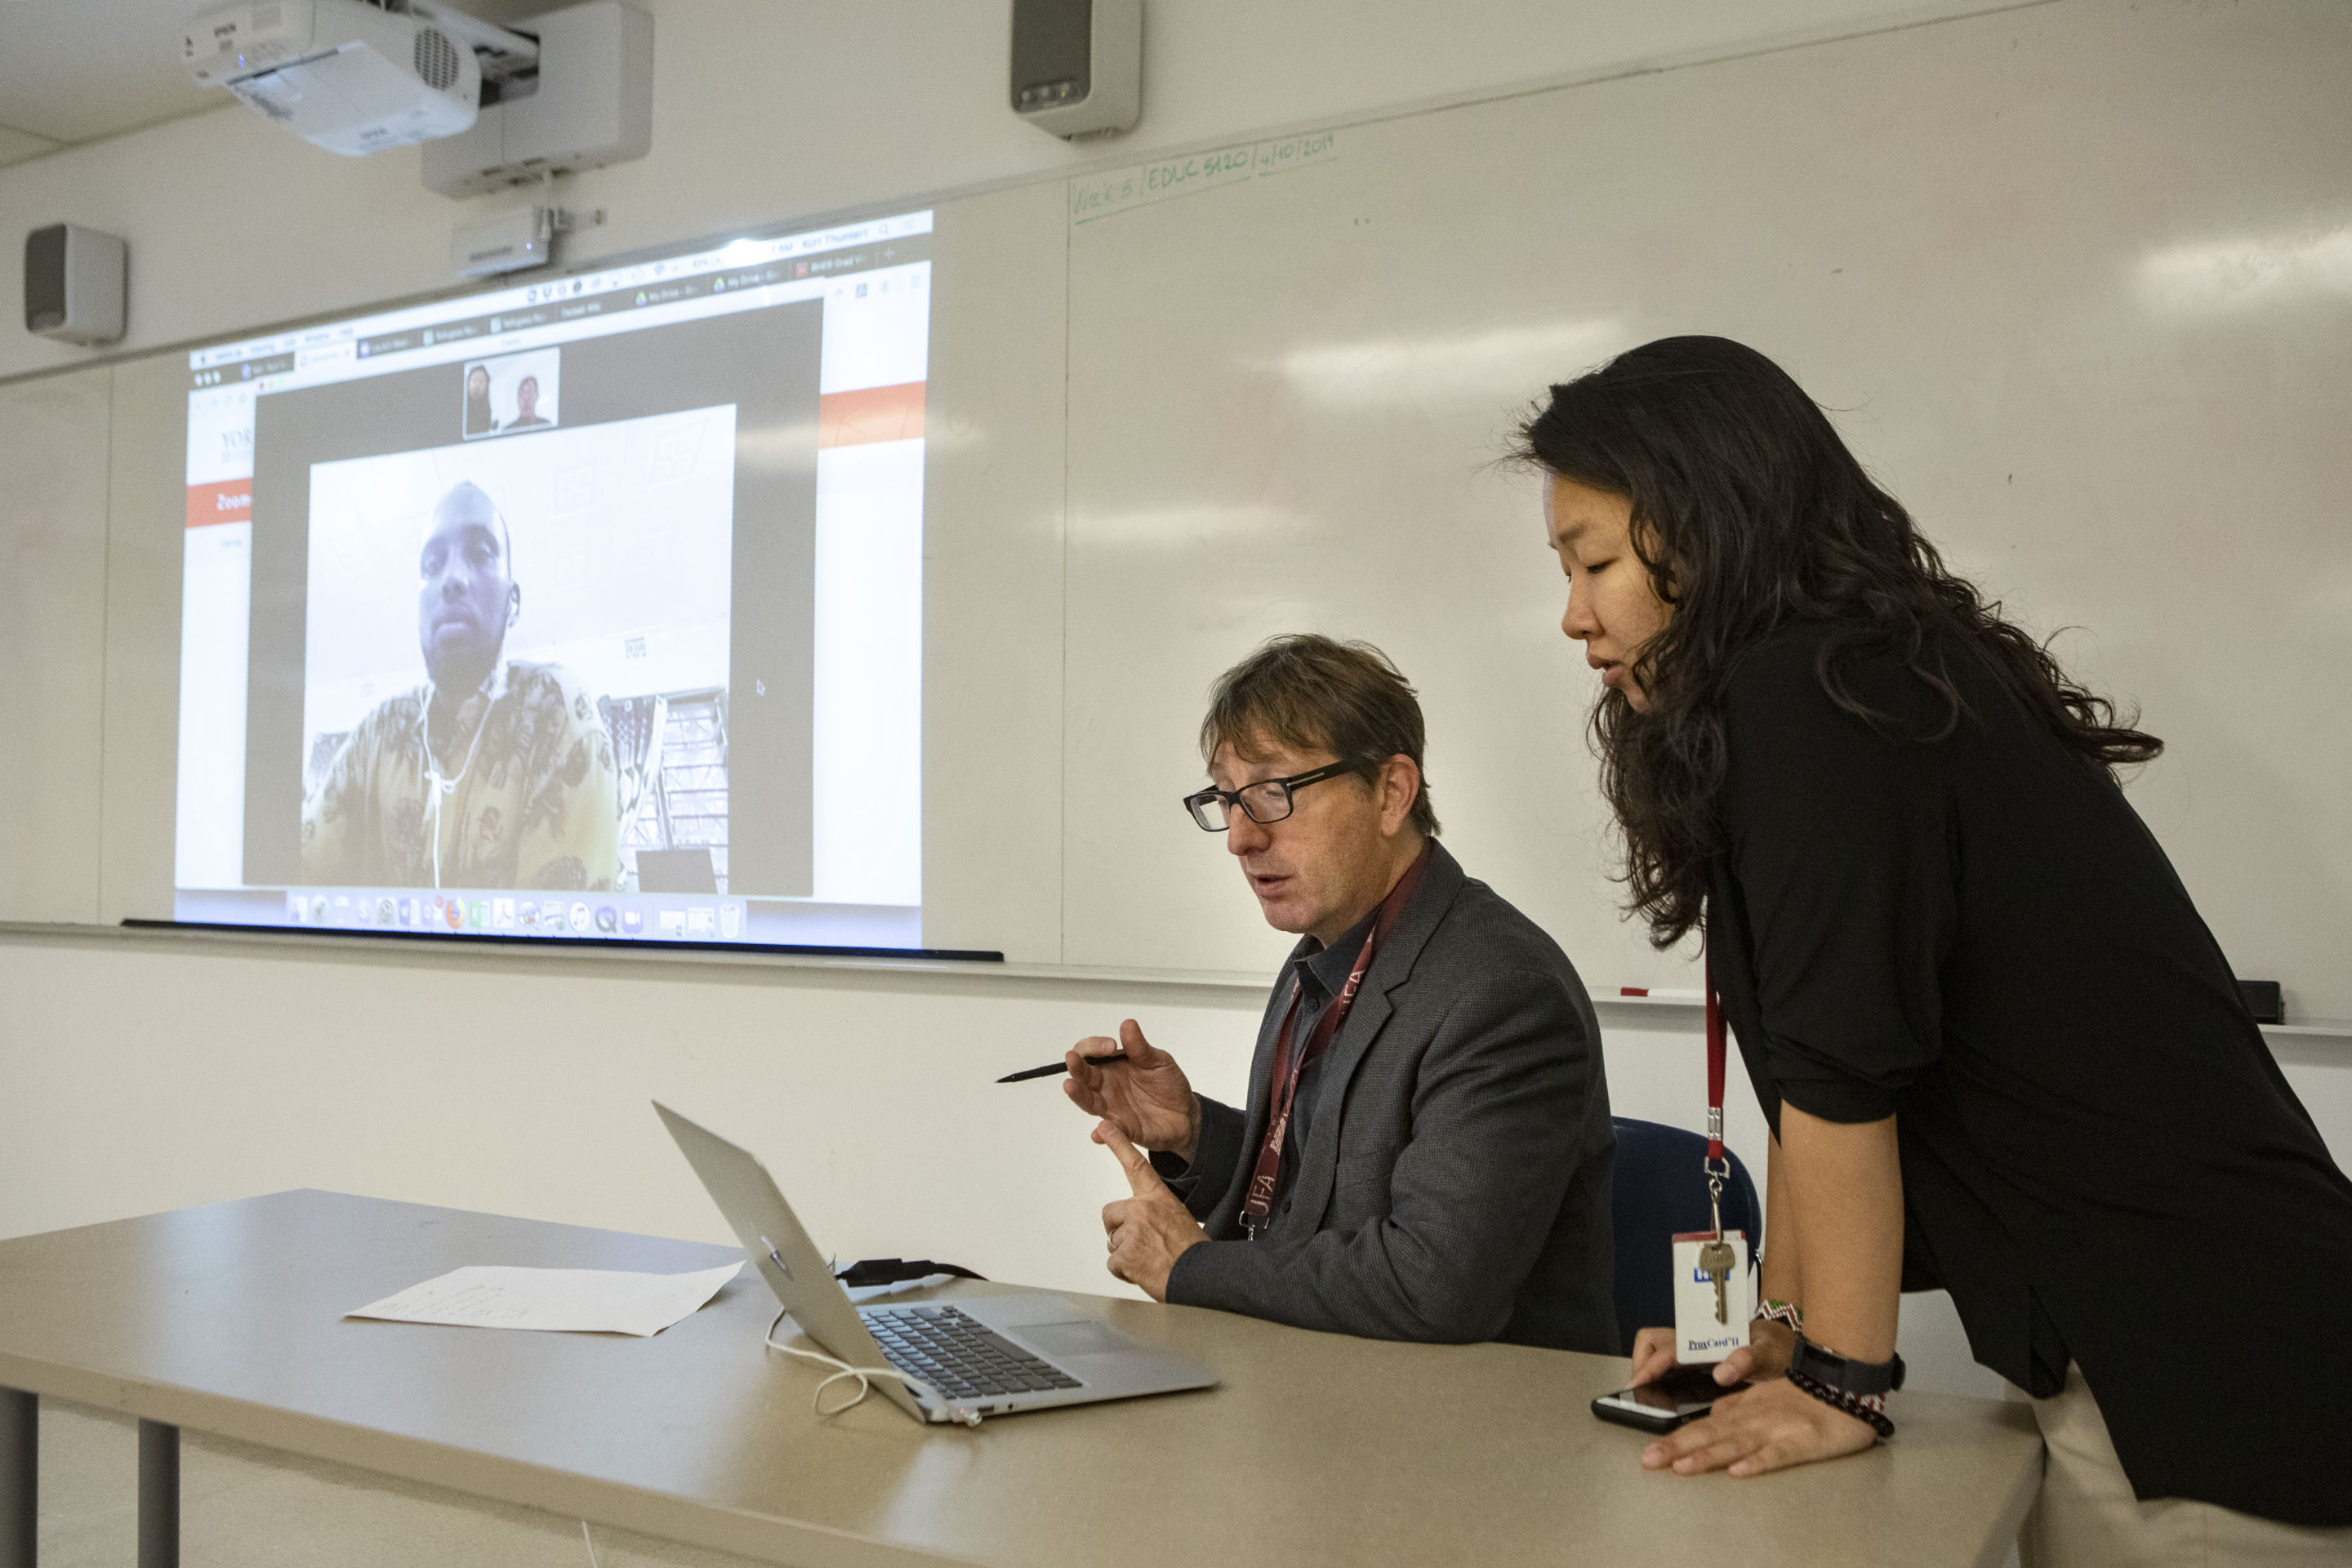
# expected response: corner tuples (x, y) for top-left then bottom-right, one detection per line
(176, 210), (933, 951)
(301, 404), (737, 901)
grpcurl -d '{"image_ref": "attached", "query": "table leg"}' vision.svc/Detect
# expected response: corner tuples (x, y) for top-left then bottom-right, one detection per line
(0, 1388), (32, 1568)
(136, 1421), (176, 1568)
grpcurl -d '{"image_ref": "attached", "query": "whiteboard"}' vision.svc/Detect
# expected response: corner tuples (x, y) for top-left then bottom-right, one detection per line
(5, 0), (2347, 1014)
(0, 367), (110, 924)
(1055, 0), (2352, 1010)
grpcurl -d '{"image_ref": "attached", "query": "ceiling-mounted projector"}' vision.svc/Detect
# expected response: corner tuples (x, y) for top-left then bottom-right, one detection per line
(183, 0), (537, 158)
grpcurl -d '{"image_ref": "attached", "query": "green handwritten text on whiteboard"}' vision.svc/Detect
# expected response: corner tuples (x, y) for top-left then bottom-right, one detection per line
(1070, 130), (1339, 228)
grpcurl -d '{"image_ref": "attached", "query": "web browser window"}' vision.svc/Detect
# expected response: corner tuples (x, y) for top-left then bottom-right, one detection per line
(175, 211), (934, 951)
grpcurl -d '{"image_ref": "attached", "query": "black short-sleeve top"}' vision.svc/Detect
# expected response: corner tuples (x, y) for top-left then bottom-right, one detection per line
(1704, 623), (2352, 1527)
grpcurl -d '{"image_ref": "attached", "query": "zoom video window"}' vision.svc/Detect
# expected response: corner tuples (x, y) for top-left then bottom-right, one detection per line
(176, 212), (933, 950)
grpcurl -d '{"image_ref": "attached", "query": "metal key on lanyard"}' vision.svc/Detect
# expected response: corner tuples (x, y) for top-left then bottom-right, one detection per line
(1697, 1191), (1737, 1323)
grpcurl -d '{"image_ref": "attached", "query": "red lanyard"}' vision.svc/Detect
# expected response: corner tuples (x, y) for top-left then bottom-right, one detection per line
(1241, 843), (1432, 1239)
(1704, 950), (1726, 1160)
(1703, 947), (1731, 1224)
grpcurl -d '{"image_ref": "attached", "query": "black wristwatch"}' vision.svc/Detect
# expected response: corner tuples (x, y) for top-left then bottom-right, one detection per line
(1789, 1336), (1906, 1396)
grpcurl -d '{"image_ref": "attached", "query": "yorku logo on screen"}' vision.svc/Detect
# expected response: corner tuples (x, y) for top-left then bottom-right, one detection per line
(176, 211), (936, 955)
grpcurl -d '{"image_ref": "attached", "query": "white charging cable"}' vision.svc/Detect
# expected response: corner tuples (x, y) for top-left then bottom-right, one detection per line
(764, 1306), (974, 1423)
(579, 1519), (602, 1567)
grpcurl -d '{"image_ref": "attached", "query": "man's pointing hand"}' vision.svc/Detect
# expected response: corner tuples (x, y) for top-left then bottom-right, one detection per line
(1097, 1120), (1209, 1302)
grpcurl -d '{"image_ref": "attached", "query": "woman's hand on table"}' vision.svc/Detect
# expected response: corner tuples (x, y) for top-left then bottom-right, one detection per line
(1638, 1374), (1878, 1477)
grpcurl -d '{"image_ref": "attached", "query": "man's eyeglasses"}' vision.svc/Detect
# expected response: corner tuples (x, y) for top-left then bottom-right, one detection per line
(1183, 761), (1361, 832)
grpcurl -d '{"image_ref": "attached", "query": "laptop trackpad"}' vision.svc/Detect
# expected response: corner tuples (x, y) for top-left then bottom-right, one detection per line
(1021, 1320), (1130, 1357)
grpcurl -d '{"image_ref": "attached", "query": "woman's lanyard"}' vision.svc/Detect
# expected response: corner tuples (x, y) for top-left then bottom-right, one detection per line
(1670, 943), (1744, 1347)
(1703, 946), (1731, 1231)
(1241, 842), (1433, 1239)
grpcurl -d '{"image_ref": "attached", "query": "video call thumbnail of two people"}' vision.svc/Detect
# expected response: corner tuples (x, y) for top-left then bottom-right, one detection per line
(461, 349), (556, 437)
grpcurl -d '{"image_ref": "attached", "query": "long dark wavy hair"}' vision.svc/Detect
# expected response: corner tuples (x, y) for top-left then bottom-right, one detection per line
(1514, 336), (2161, 949)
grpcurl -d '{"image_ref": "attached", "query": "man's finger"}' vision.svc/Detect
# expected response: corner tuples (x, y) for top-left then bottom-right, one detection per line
(1093, 1120), (1165, 1196)
(1066, 1037), (1120, 1082)
(1117, 1018), (1160, 1066)
(1101, 1197), (1132, 1236)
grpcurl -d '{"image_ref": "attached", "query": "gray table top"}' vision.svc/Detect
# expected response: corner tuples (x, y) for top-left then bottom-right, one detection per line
(0, 1191), (2041, 1568)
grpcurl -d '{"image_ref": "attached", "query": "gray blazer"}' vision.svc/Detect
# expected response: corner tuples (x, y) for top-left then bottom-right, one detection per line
(1164, 841), (1617, 1353)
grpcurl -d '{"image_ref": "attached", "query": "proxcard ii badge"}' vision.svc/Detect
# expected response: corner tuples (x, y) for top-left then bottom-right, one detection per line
(1671, 1229), (1753, 1365)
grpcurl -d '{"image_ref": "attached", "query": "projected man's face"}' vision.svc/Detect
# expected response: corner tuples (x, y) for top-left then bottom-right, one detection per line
(466, 366), (489, 403)
(417, 483), (519, 693)
(515, 376), (539, 418)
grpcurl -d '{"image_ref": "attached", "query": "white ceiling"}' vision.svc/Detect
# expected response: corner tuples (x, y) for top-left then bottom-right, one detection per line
(0, 0), (544, 167)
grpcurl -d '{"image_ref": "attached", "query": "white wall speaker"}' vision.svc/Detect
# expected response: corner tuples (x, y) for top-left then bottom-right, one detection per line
(1009, 0), (1140, 139)
(24, 224), (127, 346)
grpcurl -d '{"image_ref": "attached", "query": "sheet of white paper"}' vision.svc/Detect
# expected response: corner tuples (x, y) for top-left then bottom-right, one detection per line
(345, 1261), (744, 1337)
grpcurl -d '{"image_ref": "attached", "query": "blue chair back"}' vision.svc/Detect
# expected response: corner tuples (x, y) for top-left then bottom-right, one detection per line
(1607, 1116), (1763, 1356)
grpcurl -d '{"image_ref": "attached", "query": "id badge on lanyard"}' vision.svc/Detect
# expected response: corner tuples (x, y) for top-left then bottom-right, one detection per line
(1673, 949), (1753, 1364)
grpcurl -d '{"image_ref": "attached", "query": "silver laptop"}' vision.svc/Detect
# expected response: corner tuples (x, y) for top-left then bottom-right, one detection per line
(655, 1102), (1218, 1425)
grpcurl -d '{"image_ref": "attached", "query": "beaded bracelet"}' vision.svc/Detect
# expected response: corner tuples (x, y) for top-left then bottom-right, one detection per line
(1753, 1298), (1803, 1334)
(1786, 1368), (1896, 1441)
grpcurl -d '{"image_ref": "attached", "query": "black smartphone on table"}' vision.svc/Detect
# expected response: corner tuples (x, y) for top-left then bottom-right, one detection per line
(1590, 1364), (1748, 1433)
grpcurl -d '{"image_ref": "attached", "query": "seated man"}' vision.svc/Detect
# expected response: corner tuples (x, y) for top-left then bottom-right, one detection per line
(302, 479), (620, 892)
(1067, 635), (1617, 1352)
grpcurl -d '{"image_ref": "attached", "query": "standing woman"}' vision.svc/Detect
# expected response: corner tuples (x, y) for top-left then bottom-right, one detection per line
(1519, 336), (2352, 1561)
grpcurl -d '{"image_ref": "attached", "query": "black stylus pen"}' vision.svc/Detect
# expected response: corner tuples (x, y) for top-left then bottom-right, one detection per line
(996, 1053), (1130, 1084)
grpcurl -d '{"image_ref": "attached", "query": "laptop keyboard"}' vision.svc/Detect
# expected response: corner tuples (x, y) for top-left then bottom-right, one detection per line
(862, 1305), (1085, 1400)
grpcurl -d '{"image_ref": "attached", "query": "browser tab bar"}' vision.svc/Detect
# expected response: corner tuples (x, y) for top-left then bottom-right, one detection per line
(190, 208), (933, 370)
